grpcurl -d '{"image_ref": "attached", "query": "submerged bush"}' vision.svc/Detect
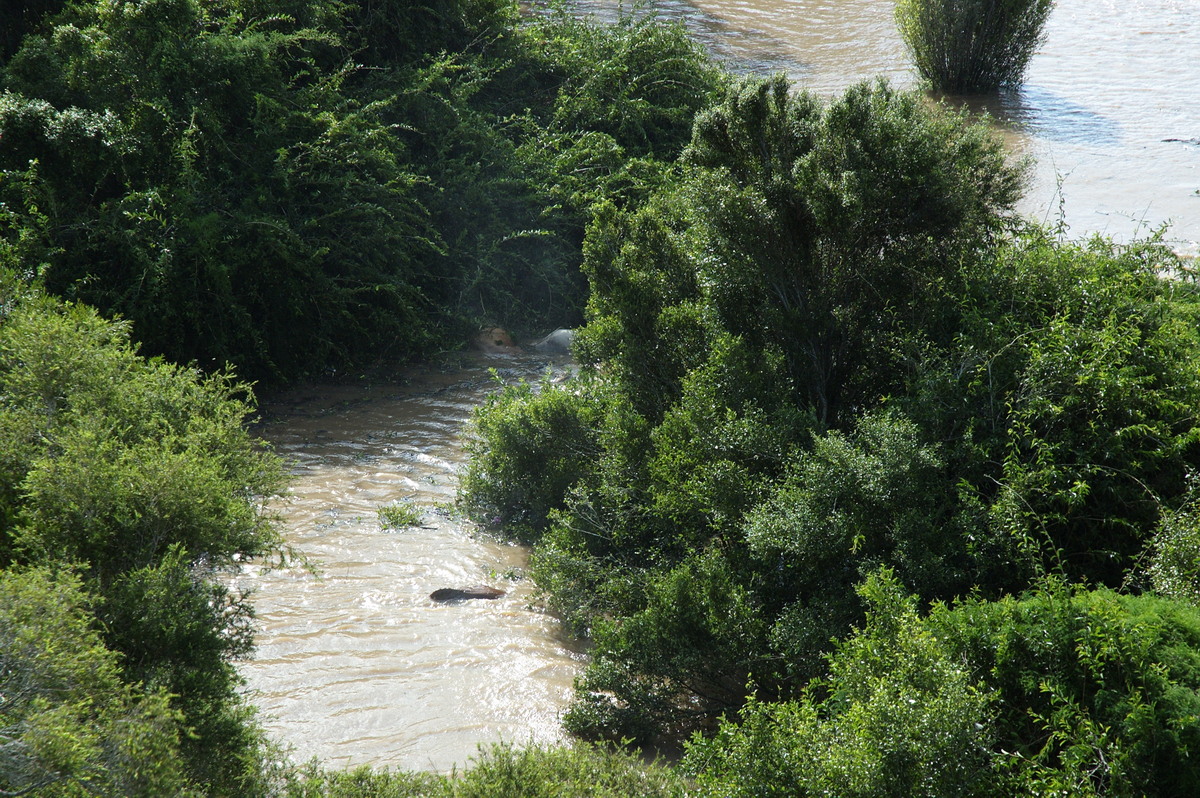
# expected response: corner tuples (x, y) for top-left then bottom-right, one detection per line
(378, 501), (425, 530)
(895, 0), (1055, 92)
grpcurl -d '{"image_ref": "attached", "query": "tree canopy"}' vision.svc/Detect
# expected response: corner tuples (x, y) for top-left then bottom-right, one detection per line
(0, 0), (721, 384)
(0, 275), (288, 795)
(461, 73), (1200, 790)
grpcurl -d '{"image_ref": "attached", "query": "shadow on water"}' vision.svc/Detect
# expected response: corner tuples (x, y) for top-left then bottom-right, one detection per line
(951, 86), (1123, 149)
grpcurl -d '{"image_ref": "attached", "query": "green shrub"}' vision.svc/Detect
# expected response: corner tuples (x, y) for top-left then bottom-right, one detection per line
(452, 742), (687, 798)
(564, 548), (770, 743)
(536, 75), (1029, 740)
(0, 282), (287, 794)
(687, 573), (1200, 798)
(1143, 474), (1200, 603)
(0, 567), (195, 797)
(919, 232), (1200, 588)
(342, 0), (516, 69)
(520, 7), (725, 160)
(941, 584), (1200, 795)
(684, 570), (994, 798)
(1, 0), (445, 383)
(0, 0), (724, 383)
(460, 375), (606, 542)
(746, 411), (975, 682)
(585, 75), (1022, 428)
(278, 742), (687, 798)
(895, 0), (1055, 92)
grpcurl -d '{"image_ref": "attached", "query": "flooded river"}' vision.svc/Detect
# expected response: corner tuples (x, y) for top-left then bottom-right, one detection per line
(239, 0), (1197, 775)
(584, 0), (1199, 255)
(236, 354), (583, 771)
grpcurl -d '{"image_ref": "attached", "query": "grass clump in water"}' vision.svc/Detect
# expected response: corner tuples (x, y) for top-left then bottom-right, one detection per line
(896, 0), (1054, 92)
(378, 501), (425, 530)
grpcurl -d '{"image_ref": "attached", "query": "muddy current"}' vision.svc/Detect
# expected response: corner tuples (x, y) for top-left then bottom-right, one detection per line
(238, 0), (1198, 774)
(235, 354), (583, 771)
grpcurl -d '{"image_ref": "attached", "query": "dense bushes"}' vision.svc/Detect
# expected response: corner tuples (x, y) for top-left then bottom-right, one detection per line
(0, 567), (193, 797)
(895, 0), (1055, 92)
(580, 75), (1023, 427)
(1, 0), (442, 381)
(281, 742), (688, 798)
(5, 0), (1200, 793)
(0, 278), (287, 795)
(461, 375), (606, 541)
(460, 72), (1200, 765)
(0, 0), (721, 384)
(686, 573), (1200, 797)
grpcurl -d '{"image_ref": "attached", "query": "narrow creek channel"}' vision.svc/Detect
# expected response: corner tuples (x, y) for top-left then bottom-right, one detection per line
(235, 353), (583, 771)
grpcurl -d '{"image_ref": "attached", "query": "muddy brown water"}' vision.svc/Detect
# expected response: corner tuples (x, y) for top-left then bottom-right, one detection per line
(240, 0), (1197, 774)
(582, 0), (1198, 255)
(234, 354), (584, 771)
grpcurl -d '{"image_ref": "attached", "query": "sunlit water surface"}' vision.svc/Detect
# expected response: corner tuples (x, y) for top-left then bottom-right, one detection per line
(581, 0), (1199, 254)
(235, 355), (583, 772)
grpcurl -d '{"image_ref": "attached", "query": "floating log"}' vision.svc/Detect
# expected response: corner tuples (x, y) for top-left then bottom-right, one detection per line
(429, 585), (506, 602)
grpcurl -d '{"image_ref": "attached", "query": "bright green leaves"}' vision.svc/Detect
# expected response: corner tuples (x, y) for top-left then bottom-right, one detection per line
(745, 412), (968, 682)
(0, 298), (285, 576)
(939, 585), (1200, 795)
(745, 412), (946, 563)
(578, 196), (707, 423)
(284, 741), (689, 798)
(1144, 477), (1200, 603)
(0, 567), (194, 797)
(0, 286), (286, 792)
(649, 333), (805, 541)
(686, 571), (994, 798)
(689, 576), (1200, 797)
(941, 234), (1200, 585)
(527, 8), (724, 161)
